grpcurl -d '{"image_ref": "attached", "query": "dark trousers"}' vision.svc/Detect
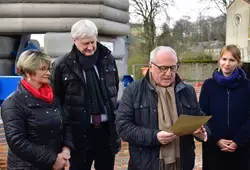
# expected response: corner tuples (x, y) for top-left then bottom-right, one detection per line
(70, 123), (115, 170)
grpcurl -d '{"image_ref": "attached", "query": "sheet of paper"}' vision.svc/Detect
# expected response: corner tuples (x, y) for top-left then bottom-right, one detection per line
(168, 114), (212, 136)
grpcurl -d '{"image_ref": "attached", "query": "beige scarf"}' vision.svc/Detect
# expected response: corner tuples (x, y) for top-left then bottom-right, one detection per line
(150, 75), (180, 170)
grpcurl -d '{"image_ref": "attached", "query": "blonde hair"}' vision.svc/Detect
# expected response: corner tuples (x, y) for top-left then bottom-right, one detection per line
(17, 50), (51, 77)
(219, 44), (242, 66)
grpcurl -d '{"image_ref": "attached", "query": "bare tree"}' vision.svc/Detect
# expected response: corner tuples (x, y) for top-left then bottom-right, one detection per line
(215, 0), (228, 16)
(129, 0), (173, 57)
(200, 0), (228, 16)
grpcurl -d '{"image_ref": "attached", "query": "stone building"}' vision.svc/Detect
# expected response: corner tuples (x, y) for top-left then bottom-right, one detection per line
(226, 0), (250, 62)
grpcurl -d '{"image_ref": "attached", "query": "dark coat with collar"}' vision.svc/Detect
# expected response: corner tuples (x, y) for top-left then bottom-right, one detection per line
(115, 72), (205, 170)
(1, 83), (73, 170)
(50, 43), (120, 156)
(199, 76), (250, 170)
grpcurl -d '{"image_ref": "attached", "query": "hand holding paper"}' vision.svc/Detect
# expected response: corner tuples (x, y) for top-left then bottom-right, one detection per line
(157, 131), (176, 145)
(168, 114), (211, 137)
(193, 126), (207, 141)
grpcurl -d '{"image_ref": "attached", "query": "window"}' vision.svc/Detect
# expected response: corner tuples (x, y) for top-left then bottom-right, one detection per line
(234, 15), (241, 26)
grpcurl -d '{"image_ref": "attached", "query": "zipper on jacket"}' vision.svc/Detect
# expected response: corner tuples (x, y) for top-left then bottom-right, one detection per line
(179, 103), (183, 115)
(227, 89), (230, 128)
(179, 102), (184, 170)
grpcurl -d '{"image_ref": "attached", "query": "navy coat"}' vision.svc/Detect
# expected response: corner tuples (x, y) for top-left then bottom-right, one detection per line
(199, 73), (250, 170)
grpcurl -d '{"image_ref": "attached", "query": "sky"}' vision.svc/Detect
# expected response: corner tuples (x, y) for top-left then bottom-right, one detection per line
(169, 0), (224, 21)
(157, 0), (226, 27)
(31, 0), (228, 47)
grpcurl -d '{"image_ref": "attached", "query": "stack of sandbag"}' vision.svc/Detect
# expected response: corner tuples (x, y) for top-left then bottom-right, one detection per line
(0, 0), (130, 36)
(0, 36), (18, 75)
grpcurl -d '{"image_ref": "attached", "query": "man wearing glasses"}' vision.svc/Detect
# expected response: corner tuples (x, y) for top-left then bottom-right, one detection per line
(115, 46), (207, 170)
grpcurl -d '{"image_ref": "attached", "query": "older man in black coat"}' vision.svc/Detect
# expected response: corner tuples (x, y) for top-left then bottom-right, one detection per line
(115, 46), (208, 170)
(51, 19), (120, 170)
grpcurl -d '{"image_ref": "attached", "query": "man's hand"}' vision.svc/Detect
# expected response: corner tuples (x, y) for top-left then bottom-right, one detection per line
(61, 146), (71, 169)
(52, 153), (67, 170)
(221, 141), (238, 152)
(61, 150), (71, 160)
(193, 126), (207, 142)
(157, 131), (176, 145)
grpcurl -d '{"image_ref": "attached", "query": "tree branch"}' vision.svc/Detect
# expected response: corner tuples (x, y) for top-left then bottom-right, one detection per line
(212, 0), (226, 16)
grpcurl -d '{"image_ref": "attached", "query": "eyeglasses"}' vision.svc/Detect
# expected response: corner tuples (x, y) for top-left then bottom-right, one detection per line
(151, 62), (179, 72)
(37, 66), (51, 72)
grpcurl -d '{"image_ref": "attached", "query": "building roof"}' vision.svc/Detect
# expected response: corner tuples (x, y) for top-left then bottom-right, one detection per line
(227, 0), (250, 9)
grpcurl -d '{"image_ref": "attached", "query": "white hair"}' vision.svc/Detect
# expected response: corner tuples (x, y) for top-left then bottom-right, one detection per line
(150, 46), (177, 62)
(71, 19), (98, 39)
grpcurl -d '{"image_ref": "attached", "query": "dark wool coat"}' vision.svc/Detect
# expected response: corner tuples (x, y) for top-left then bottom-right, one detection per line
(199, 75), (250, 170)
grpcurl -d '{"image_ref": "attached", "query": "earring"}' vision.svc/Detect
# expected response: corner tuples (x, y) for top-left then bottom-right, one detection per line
(27, 78), (31, 81)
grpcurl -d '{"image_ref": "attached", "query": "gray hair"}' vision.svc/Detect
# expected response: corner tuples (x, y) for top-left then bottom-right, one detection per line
(150, 46), (177, 62)
(17, 50), (51, 77)
(71, 19), (98, 39)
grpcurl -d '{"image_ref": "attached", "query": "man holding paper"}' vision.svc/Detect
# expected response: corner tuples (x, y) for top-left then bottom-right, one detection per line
(115, 46), (208, 170)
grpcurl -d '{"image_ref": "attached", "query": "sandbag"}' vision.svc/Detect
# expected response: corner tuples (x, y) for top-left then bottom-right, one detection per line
(0, 4), (129, 23)
(0, 59), (15, 75)
(0, 18), (130, 36)
(44, 33), (73, 58)
(99, 36), (126, 59)
(1, 0), (129, 11)
(0, 36), (19, 59)
(44, 33), (126, 59)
